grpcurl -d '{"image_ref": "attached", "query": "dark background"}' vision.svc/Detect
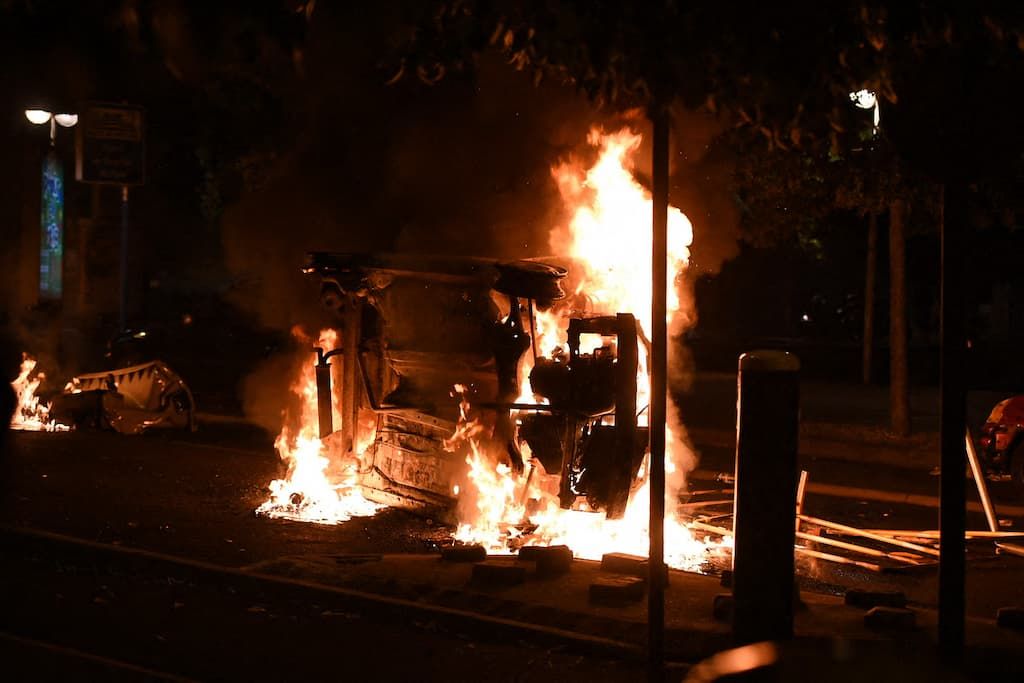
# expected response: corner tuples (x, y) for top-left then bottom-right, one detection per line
(2, 1), (1023, 418)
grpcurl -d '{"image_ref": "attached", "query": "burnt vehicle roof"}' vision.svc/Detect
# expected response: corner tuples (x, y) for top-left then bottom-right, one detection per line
(304, 252), (567, 303)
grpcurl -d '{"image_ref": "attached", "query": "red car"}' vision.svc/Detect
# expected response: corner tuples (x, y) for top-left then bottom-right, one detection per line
(979, 396), (1024, 488)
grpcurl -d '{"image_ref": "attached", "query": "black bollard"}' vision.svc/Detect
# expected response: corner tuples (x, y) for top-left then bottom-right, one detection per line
(732, 350), (800, 645)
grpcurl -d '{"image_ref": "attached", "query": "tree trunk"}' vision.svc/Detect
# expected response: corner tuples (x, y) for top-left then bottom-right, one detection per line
(862, 212), (878, 385)
(889, 199), (911, 436)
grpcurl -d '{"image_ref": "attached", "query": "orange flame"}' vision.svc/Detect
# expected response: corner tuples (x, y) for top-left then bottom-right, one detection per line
(451, 127), (731, 570)
(10, 353), (70, 432)
(256, 328), (382, 524)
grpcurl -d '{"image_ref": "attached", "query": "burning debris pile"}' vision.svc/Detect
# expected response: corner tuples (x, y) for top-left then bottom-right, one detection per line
(255, 127), (732, 572)
(10, 354), (69, 432)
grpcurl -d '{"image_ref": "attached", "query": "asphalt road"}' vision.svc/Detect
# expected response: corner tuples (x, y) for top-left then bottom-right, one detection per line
(0, 537), (649, 682)
(2, 423), (1023, 676)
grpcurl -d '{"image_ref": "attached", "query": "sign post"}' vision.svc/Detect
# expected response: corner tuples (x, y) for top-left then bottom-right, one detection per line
(75, 102), (144, 332)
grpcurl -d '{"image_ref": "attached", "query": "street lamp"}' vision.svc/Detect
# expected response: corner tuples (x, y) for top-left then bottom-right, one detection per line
(24, 107), (78, 300)
(849, 89), (880, 134)
(25, 108), (78, 143)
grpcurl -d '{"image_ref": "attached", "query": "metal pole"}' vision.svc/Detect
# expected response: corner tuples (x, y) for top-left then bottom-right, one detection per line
(119, 185), (129, 332)
(939, 182), (966, 660)
(965, 427), (998, 533)
(342, 295), (362, 454)
(733, 351), (800, 645)
(647, 103), (669, 683)
(862, 212), (877, 385)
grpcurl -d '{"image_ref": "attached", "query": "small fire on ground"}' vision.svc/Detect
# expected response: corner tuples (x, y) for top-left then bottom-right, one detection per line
(256, 328), (383, 524)
(9, 353), (70, 432)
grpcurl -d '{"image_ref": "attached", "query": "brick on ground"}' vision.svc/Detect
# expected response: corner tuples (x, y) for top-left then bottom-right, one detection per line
(845, 588), (907, 609)
(589, 575), (646, 606)
(471, 561), (527, 587)
(600, 552), (669, 582)
(518, 545), (573, 577)
(441, 544), (487, 563)
(712, 593), (734, 623)
(996, 606), (1024, 630)
(864, 606), (916, 631)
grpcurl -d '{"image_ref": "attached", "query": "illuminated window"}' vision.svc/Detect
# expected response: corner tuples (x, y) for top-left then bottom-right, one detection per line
(39, 150), (63, 298)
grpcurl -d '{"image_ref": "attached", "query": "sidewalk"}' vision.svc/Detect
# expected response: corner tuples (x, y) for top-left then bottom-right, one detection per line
(6, 524), (1023, 679)
(677, 372), (1013, 471)
(247, 550), (1022, 678)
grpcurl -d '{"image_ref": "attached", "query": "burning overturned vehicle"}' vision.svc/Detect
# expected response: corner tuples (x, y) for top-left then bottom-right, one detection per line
(258, 128), (726, 569)
(11, 354), (196, 435)
(289, 251), (645, 521)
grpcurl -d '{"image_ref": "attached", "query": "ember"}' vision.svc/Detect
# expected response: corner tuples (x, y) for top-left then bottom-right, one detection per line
(10, 353), (70, 432)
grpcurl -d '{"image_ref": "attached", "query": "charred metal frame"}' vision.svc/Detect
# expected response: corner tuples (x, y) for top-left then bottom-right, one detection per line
(302, 252), (647, 521)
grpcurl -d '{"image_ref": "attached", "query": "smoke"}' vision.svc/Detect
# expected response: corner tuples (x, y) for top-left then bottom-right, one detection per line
(218, 4), (742, 431)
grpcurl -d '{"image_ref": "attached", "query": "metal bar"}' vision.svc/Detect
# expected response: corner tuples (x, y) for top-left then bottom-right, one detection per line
(995, 542), (1024, 558)
(848, 529), (1024, 540)
(677, 499), (733, 509)
(119, 185), (129, 331)
(342, 296), (361, 454)
(799, 514), (941, 557)
(688, 520), (732, 537)
(795, 546), (882, 573)
(527, 298), (538, 362)
(647, 102), (669, 683)
(795, 530), (923, 564)
(965, 427), (999, 533)
(862, 212), (877, 385)
(606, 312), (638, 519)
(940, 182), (967, 658)
(476, 401), (559, 413)
(795, 470), (809, 532)
(315, 361), (333, 439)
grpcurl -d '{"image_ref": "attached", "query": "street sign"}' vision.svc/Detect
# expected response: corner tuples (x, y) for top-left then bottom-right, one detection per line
(75, 102), (145, 185)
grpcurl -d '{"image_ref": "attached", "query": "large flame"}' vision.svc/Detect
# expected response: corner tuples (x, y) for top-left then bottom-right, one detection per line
(452, 127), (730, 571)
(10, 353), (69, 432)
(256, 328), (383, 524)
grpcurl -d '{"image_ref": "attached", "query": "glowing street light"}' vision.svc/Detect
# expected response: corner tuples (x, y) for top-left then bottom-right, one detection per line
(24, 109), (51, 125)
(24, 108), (78, 143)
(849, 89), (880, 133)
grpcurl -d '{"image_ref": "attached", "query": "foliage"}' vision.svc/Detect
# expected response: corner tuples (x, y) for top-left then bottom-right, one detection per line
(392, 1), (878, 146)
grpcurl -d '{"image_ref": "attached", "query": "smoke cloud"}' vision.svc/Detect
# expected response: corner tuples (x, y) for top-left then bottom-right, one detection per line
(219, 5), (742, 432)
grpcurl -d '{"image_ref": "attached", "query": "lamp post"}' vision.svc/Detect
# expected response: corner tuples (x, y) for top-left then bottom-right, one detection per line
(25, 108), (78, 301)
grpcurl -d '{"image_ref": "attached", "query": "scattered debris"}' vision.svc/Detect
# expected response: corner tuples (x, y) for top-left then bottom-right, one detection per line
(864, 606), (916, 631)
(844, 588), (907, 610)
(471, 561), (527, 587)
(589, 575), (646, 606)
(711, 593), (734, 622)
(798, 514), (940, 558)
(330, 553), (383, 565)
(995, 542), (1024, 558)
(600, 552), (668, 581)
(442, 545), (487, 563)
(519, 545), (573, 577)
(995, 607), (1024, 630)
